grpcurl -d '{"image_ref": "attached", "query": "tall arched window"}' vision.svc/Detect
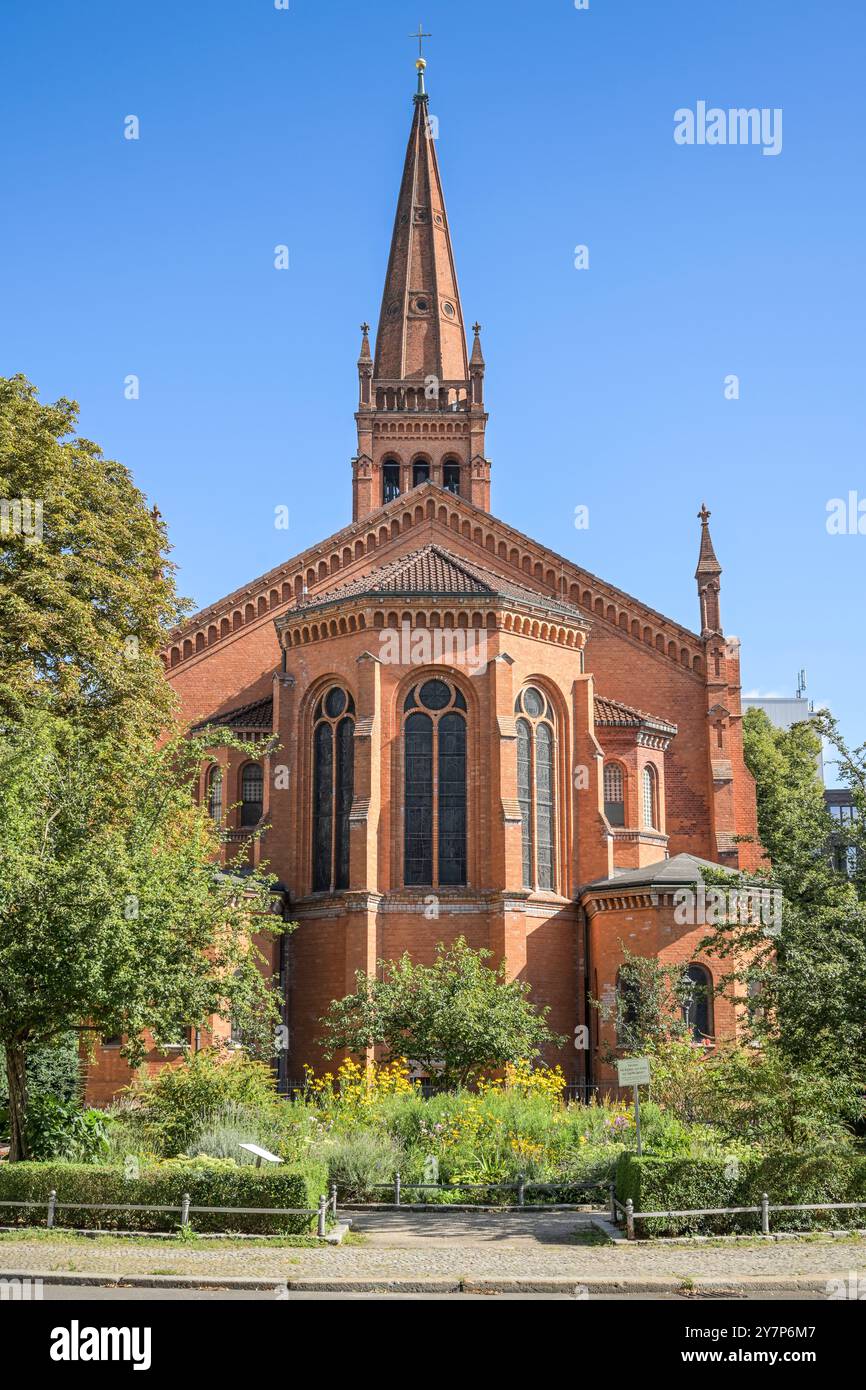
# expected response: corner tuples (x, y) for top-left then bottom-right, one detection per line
(682, 963), (713, 1040)
(240, 764), (263, 827)
(515, 686), (557, 892)
(312, 686), (355, 892)
(206, 765), (223, 824)
(404, 678), (467, 886)
(412, 460), (430, 488)
(443, 461), (461, 495)
(642, 765), (658, 830)
(603, 762), (625, 826)
(382, 458), (401, 504)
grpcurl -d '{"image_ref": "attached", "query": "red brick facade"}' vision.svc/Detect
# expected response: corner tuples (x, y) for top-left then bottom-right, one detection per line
(83, 72), (761, 1103)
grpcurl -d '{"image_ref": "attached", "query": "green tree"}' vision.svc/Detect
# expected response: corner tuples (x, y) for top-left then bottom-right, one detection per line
(702, 708), (866, 1087)
(0, 374), (182, 738)
(593, 948), (694, 1060)
(0, 713), (283, 1159)
(319, 937), (564, 1090)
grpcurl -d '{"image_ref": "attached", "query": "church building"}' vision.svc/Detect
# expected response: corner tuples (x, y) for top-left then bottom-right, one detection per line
(84, 59), (762, 1103)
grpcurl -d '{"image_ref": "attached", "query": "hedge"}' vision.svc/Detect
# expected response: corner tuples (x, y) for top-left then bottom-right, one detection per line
(0, 1159), (329, 1235)
(616, 1152), (866, 1236)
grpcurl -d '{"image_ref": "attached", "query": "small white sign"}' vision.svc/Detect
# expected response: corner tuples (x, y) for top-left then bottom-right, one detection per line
(239, 1143), (283, 1164)
(617, 1057), (651, 1087)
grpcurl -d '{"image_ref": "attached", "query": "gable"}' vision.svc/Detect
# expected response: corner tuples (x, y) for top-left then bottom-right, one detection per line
(164, 483), (706, 683)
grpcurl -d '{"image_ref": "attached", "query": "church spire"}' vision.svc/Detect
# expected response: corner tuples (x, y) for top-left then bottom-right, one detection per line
(352, 49), (489, 522)
(695, 503), (723, 636)
(372, 50), (469, 385)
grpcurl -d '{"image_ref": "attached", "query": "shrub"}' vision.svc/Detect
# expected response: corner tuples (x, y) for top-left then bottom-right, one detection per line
(0, 1159), (328, 1235)
(316, 1131), (403, 1199)
(123, 1050), (280, 1157)
(187, 1102), (278, 1164)
(616, 1152), (866, 1236)
(24, 1096), (110, 1163)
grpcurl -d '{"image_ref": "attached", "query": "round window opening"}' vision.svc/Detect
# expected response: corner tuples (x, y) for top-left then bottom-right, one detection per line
(442, 301), (456, 318)
(415, 297), (429, 313)
(419, 678), (451, 710)
(324, 687), (347, 718)
(523, 686), (545, 717)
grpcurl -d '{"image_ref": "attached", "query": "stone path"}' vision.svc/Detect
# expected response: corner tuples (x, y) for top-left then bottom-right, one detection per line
(1, 1210), (865, 1287)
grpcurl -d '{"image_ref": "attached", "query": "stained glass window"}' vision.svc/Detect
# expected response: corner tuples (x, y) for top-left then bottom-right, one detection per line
(514, 688), (558, 893)
(403, 680), (466, 887)
(313, 688), (355, 891)
(604, 763), (625, 827)
(207, 765), (223, 823)
(240, 763), (263, 827)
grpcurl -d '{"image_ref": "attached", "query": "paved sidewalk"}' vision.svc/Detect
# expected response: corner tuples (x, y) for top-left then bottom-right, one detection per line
(1, 1212), (865, 1289)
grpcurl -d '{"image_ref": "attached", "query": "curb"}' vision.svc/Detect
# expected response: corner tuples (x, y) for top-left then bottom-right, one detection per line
(0, 1269), (837, 1296)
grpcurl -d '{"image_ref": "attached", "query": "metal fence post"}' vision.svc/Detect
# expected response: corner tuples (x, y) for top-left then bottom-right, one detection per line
(180, 1192), (191, 1227)
(394, 1172), (401, 1206)
(625, 1198), (635, 1241)
(761, 1193), (770, 1237)
(317, 1194), (328, 1238)
(330, 1181), (337, 1217)
(517, 1174), (526, 1208)
(608, 1180), (616, 1223)
(47, 1190), (56, 1230)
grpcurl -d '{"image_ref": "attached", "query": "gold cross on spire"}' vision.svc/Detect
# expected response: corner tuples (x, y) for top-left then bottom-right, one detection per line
(409, 23), (431, 59)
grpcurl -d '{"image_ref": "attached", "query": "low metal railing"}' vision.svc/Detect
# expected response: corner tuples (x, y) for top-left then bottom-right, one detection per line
(612, 1193), (866, 1240)
(0, 1191), (332, 1237)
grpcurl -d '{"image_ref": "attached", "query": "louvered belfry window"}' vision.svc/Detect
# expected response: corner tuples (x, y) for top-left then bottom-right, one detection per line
(312, 687), (355, 891)
(515, 687), (557, 892)
(403, 679), (467, 887)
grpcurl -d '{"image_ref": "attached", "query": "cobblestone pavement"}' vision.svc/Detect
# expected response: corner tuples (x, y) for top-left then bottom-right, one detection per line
(1, 1212), (865, 1285)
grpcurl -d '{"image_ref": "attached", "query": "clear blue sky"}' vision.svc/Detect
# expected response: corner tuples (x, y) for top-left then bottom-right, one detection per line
(2, 1), (863, 754)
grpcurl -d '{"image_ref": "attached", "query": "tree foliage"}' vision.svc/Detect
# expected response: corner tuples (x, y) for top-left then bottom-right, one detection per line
(319, 938), (564, 1089)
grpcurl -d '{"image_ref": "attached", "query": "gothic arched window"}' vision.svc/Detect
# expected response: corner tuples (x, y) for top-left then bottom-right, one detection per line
(642, 765), (658, 830)
(603, 762), (625, 826)
(515, 686), (557, 892)
(382, 459), (401, 504)
(403, 678), (467, 887)
(206, 765), (223, 824)
(682, 963), (713, 1040)
(240, 763), (263, 827)
(312, 686), (355, 892)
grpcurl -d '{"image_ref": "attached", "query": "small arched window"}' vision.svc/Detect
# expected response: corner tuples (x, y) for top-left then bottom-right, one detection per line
(515, 686), (557, 892)
(382, 459), (401, 504)
(443, 461), (461, 495)
(240, 764), (263, 827)
(412, 460), (430, 488)
(682, 964), (713, 1040)
(615, 969), (641, 1047)
(403, 679), (467, 887)
(604, 762), (625, 826)
(642, 765), (658, 830)
(312, 687), (355, 892)
(206, 765), (223, 824)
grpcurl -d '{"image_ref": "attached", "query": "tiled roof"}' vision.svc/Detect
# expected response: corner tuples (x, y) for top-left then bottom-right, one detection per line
(594, 695), (677, 736)
(191, 697), (273, 734)
(293, 544), (589, 624)
(581, 852), (750, 894)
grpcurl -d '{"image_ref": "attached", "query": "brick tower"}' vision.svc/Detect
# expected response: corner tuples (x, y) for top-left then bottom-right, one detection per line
(353, 56), (490, 521)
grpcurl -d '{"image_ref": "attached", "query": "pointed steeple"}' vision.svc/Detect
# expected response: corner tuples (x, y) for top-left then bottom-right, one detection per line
(352, 54), (489, 522)
(372, 64), (469, 384)
(695, 504), (723, 636)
